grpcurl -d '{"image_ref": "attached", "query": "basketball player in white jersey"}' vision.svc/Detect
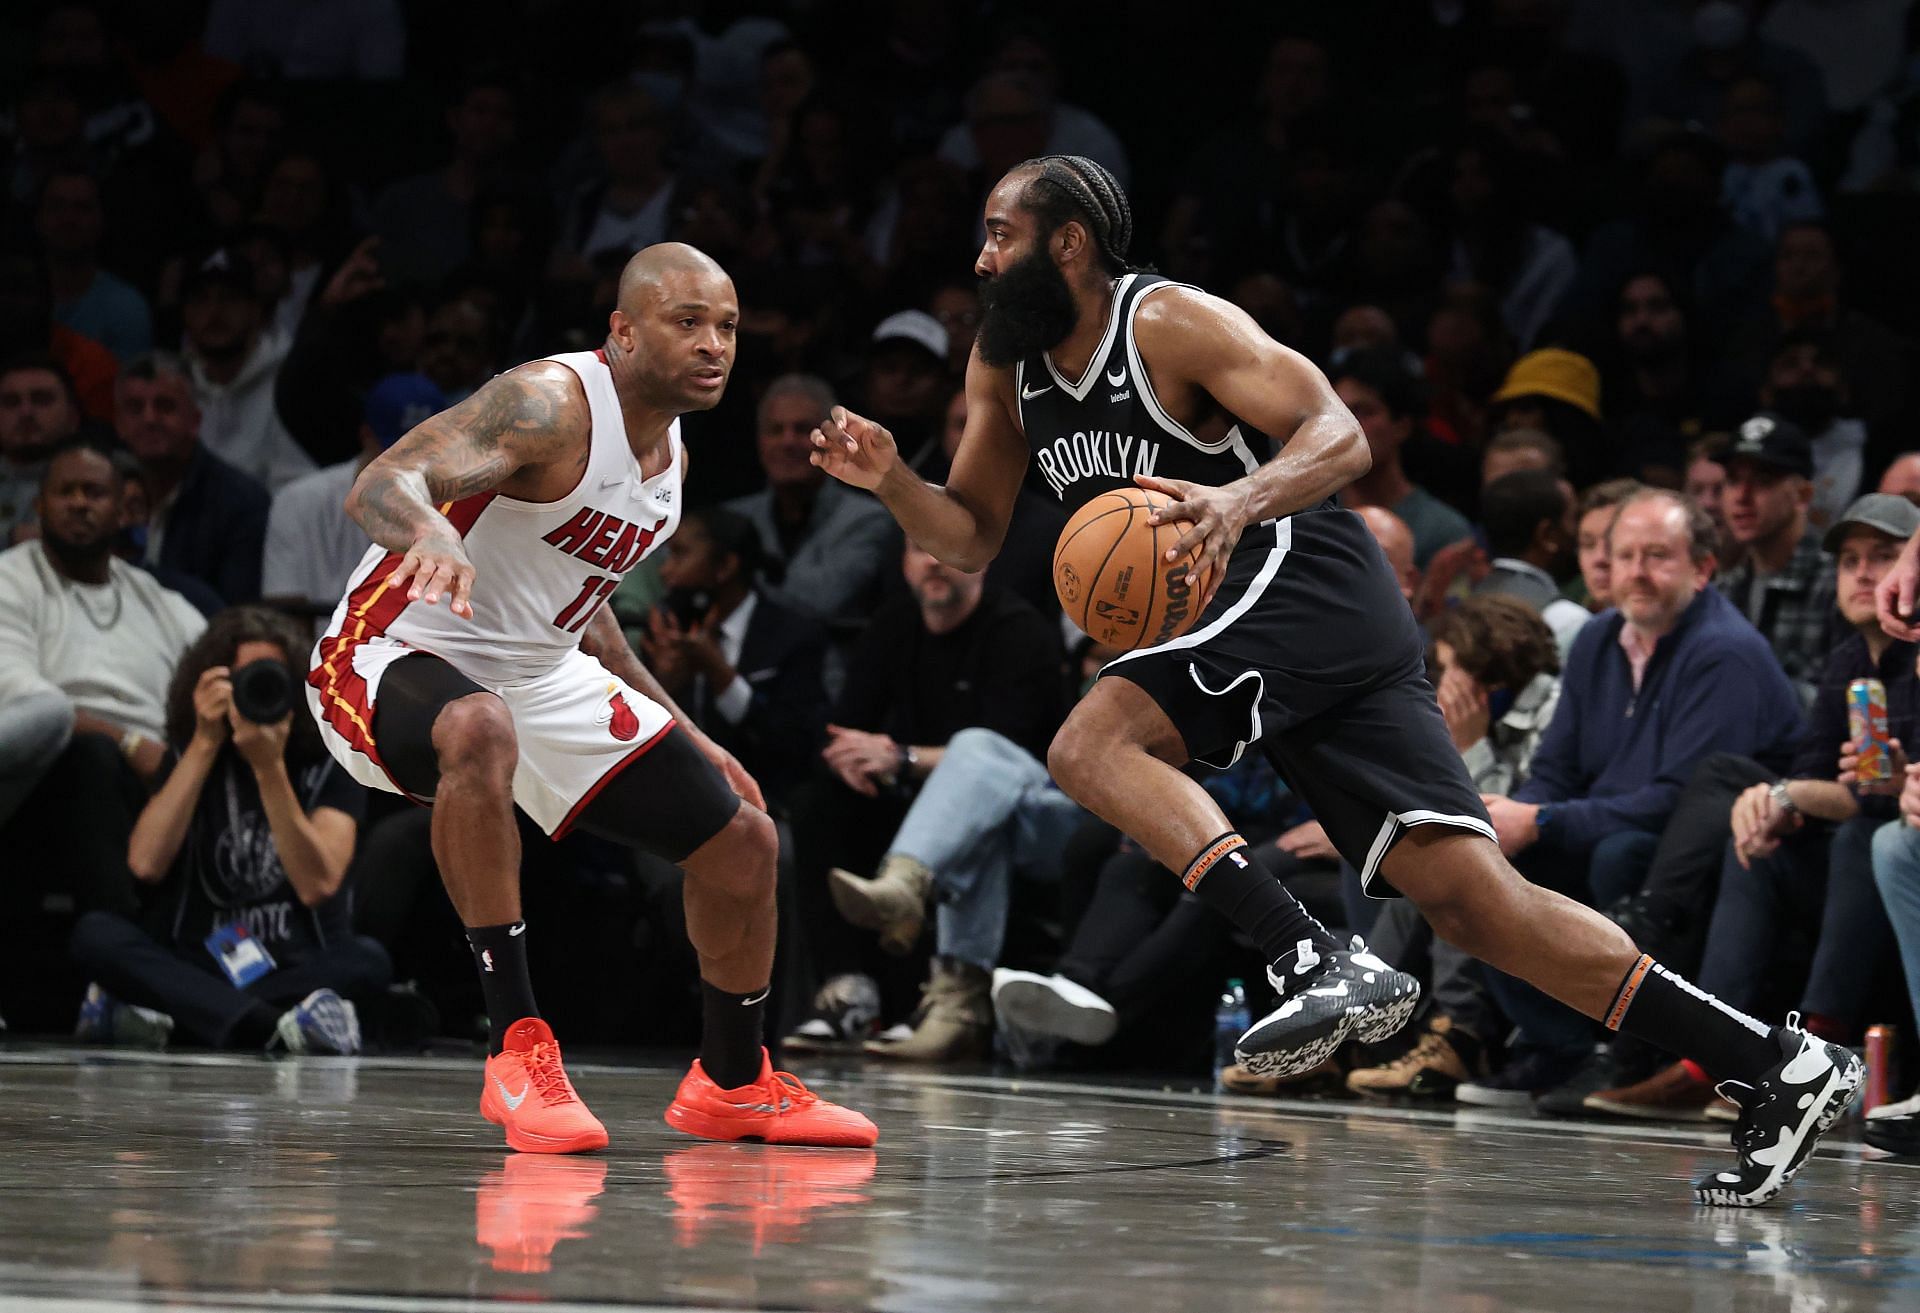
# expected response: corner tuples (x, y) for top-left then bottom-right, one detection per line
(812, 156), (1858, 1206)
(307, 243), (874, 1153)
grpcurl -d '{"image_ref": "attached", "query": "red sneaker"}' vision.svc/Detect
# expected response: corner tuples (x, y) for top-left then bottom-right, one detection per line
(665, 1049), (878, 1147)
(474, 1154), (607, 1273)
(664, 1143), (877, 1252)
(479, 1018), (609, 1154)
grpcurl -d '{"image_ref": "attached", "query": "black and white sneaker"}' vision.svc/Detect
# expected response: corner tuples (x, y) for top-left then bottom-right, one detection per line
(782, 973), (881, 1053)
(1235, 937), (1420, 1079)
(1693, 1016), (1863, 1208)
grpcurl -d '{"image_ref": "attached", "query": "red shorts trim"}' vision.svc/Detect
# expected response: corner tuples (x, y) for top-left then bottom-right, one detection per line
(550, 719), (676, 839)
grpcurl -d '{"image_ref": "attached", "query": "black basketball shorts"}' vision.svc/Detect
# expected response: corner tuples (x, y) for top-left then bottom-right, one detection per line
(1098, 509), (1495, 896)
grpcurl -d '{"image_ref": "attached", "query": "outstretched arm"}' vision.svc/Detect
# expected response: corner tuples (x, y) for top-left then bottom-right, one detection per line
(346, 362), (586, 617)
(809, 349), (1029, 572)
(1131, 288), (1371, 586)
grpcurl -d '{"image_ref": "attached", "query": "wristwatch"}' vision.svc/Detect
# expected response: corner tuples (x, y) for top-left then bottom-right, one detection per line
(902, 745), (921, 774)
(1769, 780), (1799, 817)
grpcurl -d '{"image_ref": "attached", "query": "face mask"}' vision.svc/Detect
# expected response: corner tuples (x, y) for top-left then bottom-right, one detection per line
(1693, 1), (1749, 53)
(1769, 384), (1840, 434)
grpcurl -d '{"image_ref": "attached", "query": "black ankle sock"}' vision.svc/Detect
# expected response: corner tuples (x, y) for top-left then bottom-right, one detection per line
(1181, 832), (1340, 962)
(466, 921), (540, 1055)
(1608, 954), (1779, 1083)
(700, 979), (768, 1090)
(232, 1002), (281, 1049)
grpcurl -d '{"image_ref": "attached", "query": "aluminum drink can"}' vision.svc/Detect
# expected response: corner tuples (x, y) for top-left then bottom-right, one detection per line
(1865, 1023), (1895, 1114)
(1849, 678), (1893, 784)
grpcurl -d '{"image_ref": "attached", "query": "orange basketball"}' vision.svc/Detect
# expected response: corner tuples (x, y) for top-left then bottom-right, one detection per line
(1053, 488), (1216, 650)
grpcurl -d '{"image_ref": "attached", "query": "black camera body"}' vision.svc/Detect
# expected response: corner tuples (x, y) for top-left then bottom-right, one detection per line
(230, 658), (295, 724)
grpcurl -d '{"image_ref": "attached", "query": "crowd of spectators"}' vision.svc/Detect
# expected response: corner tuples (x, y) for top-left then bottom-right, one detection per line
(8, 0), (1920, 1141)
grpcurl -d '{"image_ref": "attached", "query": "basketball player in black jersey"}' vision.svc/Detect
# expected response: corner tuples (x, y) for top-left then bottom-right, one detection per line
(812, 155), (1858, 1206)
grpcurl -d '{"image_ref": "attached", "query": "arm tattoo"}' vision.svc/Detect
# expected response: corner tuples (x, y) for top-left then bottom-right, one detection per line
(346, 366), (580, 550)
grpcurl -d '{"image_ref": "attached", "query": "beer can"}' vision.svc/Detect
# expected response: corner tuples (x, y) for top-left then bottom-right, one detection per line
(1865, 1023), (1896, 1115)
(1849, 678), (1893, 784)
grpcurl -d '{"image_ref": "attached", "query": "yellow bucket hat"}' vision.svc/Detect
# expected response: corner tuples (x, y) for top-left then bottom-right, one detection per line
(1491, 348), (1601, 421)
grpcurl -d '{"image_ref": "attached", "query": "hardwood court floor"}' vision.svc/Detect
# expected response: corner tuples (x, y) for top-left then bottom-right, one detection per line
(1, 1047), (1914, 1312)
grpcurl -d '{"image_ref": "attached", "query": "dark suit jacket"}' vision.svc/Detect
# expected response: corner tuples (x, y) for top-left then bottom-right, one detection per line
(696, 591), (830, 809)
(157, 446), (269, 605)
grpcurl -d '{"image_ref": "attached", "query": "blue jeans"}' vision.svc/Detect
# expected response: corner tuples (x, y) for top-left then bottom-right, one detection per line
(1698, 816), (1888, 1024)
(1872, 820), (1920, 1030)
(889, 728), (1087, 971)
(0, 688), (72, 828)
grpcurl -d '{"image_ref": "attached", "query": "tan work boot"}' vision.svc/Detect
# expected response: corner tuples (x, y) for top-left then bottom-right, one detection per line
(864, 958), (991, 1063)
(828, 854), (934, 955)
(1345, 1014), (1482, 1101)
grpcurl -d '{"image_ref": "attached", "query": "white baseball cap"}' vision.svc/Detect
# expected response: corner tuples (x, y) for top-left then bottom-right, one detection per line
(871, 309), (949, 362)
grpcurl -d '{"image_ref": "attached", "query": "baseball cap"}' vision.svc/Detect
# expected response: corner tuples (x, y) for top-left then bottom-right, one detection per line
(1822, 492), (1920, 552)
(871, 309), (948, 362)
(363, 372), (446, 449)
(181, 246), (257, 300)
(1726, 411), (1814, 479)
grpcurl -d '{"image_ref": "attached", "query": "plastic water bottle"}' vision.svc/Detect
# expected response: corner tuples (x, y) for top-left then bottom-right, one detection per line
(1214, 978), (1250, 1087)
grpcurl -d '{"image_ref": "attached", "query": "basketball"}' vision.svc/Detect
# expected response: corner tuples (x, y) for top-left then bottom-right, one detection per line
(1054, 488), (1215, 649)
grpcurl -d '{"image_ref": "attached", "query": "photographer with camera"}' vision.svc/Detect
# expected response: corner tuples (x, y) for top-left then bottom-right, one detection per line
(70, 607), (387, 1052)
(640, 505), (829, 811)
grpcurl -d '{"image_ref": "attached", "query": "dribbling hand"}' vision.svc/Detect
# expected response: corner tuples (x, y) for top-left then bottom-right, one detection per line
(810, 407), (898, 492)
(1136, 473), (1251, 590)
(388, 529), (477, 618)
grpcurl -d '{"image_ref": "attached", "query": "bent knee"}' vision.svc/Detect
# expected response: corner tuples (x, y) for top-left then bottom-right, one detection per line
(689, 804), (778, 893)
(431, 694), (516, 777)
(1046, 723), (1097, 788)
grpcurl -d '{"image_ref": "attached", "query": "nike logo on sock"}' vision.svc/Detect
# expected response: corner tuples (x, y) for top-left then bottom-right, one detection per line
(742, 987), (771, 1006)
(508, 923), (525, 937)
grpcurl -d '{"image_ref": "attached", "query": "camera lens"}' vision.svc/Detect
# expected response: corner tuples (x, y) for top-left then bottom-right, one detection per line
(230, 658), (294, 724)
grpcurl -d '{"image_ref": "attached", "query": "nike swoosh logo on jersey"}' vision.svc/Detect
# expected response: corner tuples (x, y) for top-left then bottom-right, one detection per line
(600, 475), (624, 489)
(493, 1076), (529, 1111)
(1106, 368), (1126, 387)
(1022, 382), (1053, 400)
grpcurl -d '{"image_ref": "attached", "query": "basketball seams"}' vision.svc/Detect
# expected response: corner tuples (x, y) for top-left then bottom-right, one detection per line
(1053, 497), (1137, 636)
(1083, 502), (1135, 637)
(1057, 487), (1211, 648)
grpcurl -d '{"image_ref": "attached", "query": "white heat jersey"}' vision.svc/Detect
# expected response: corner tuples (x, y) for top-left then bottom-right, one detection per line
(320, 350), (682, 689)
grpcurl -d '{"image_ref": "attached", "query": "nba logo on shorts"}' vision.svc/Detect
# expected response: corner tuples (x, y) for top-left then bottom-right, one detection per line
(592, 684), (641, 742)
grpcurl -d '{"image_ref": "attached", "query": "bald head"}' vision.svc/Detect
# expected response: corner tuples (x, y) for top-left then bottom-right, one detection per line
(1357, 504), (1418, 603)
(608, 242), (738, 415)
(616, 242), (729, 312)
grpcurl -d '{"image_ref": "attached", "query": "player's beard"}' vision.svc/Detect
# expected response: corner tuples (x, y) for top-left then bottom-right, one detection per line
(976, 246), (1079, 367)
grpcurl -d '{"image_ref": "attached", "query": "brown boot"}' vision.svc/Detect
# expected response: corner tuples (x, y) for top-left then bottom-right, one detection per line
(1345, 1015), (1483, 1102)
(863, 958), (991, 1063)
(828, 854), (933, 955)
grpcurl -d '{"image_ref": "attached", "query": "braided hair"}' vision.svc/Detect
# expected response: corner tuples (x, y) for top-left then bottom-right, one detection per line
(1016, 154), (1140, 274)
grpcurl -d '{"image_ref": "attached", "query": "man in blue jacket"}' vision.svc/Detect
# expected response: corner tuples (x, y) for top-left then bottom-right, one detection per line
(1461, 488), (1805, 1104)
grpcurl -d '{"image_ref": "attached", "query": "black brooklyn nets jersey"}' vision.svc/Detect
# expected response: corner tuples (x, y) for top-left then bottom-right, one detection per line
(1016, 273), (1274, 516)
